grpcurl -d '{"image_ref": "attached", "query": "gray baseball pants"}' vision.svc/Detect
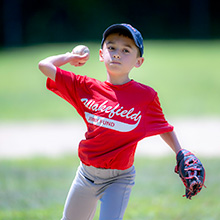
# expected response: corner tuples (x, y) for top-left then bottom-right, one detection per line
(61, 162), (136, 220)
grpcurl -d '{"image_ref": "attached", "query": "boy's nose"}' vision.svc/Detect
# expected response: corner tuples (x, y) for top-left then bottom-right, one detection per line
(113, 54), (120, 59)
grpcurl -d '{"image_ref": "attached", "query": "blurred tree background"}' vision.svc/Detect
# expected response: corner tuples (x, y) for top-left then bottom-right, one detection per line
(1, 0), (219, 47)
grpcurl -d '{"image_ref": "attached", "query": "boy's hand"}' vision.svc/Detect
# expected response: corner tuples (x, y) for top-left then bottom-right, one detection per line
(69, 52), (89, 66)
(69, 45), (90, 66)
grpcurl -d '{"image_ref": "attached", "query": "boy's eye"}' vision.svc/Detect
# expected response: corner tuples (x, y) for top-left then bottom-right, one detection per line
(123, 49), (130, 53)
(108, 46), (115, 50)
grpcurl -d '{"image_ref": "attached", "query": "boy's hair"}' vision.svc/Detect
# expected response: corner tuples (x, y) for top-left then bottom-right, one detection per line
(101, 24), (144, 57)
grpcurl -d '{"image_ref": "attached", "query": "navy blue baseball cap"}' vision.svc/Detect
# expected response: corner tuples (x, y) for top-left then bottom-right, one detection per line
(101, 23), (144, 57)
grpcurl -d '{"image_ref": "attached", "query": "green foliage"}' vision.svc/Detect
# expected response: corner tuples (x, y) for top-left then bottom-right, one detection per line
(0, 40), (220, 120)
(0, 156), (218, 219)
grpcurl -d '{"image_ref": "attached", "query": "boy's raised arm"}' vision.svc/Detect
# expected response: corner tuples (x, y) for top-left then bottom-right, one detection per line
(38, 52), (89, 81)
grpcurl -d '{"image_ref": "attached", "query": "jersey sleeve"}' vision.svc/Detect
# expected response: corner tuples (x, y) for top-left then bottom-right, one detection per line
(144, 93), (174, 137)
(46, 67), (85, 116)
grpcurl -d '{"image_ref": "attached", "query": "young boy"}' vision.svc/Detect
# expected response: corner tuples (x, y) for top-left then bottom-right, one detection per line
(38, 24), (196, 220)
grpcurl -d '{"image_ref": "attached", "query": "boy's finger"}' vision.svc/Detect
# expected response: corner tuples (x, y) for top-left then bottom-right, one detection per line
(72, 52), (89, 60)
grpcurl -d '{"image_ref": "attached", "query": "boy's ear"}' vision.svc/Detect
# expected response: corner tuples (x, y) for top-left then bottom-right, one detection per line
(135, 57), (144, 68)
(99, 49), (104, 62)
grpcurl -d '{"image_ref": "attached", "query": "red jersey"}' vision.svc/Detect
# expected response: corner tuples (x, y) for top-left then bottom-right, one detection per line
(47, 67), (173, 170)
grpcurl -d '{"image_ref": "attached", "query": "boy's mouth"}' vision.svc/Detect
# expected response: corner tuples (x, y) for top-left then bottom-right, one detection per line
(110, 61), (121, 65)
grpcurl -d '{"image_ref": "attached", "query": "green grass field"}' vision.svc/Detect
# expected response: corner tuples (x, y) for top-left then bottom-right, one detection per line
(0, 40), (220, 120)
(0, 156), (218, 220)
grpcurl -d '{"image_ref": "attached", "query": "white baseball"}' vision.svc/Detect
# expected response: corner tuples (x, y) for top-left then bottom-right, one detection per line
(71, 45), (90, 66)
(72, 45), (90, 58)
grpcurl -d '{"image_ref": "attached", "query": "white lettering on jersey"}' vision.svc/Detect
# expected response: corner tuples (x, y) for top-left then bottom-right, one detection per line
(81, 98), (142, 132)
(85, 112), (141, 132)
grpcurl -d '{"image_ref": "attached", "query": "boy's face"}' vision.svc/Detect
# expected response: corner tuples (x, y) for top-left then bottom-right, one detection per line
(99, 33), (144, 78)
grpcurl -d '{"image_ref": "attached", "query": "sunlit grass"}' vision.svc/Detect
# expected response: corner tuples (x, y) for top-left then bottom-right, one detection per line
(0, 40), (220, 120)
(0, 156), (218, 219)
